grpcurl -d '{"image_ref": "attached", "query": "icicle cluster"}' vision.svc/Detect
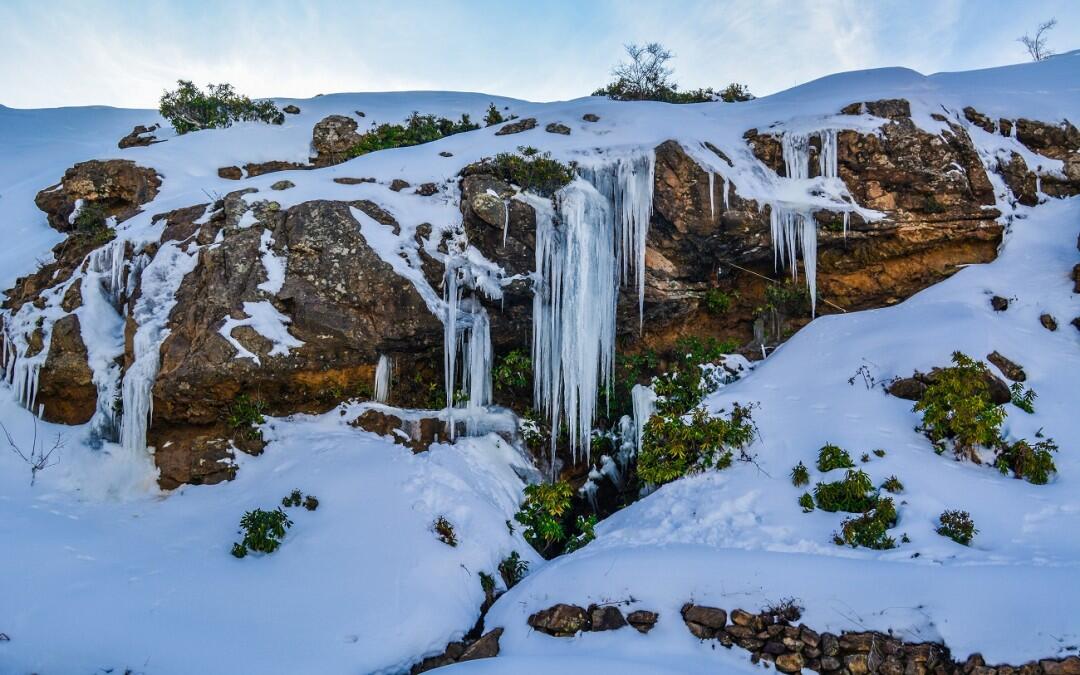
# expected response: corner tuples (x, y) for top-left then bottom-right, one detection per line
(532, 151), (655, 463)
(373, 354), (392, 403)
(442, 257), (495, 439)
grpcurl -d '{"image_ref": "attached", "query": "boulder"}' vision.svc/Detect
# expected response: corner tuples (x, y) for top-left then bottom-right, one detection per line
(350, 409), (444, 452)
(118, 123), (161, 149)
(775, 652), (804, 673)
(218, 166), (242, 180)
(1040, 313), (1058, 331)
(311, 115), (362, 164)
(389, 179), (411, 192)
(582, 113), (600, 122)
(333, 177), (375, 185)
(415, 182), (438, 197)
(282, 104), (300, 114)
(545, 122), (570, 135)
(271, 180), (295, 191)
(527, 604), (589, 636)
(459, 627), (503, 661)
(245, 160), (307, 177)
(681, 604), (727, 629)
(35, 159), (161, 232)
(626, 610), (658, 634)
(494, 118), (537, 136)
(991, 295), (1009, 311)
(1042, 657), (1080, 675)
(588, 605), (627, 631)
(35, 315), (96, 425)
(987, 351), (1026, 382)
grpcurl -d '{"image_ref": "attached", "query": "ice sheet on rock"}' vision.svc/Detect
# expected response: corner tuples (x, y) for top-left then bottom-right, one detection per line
(218, 301), (304, 366)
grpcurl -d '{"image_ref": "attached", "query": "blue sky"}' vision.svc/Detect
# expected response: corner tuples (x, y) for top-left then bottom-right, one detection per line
(1, 0), (1078, 108)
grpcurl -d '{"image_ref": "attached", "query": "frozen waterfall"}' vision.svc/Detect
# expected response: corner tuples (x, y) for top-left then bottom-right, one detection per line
(373, 354), (392, 404)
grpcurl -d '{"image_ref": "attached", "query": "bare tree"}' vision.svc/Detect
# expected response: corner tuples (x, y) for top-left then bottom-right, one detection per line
(1, 417), (63, 486)
(1018, 18), (1057, 61)
(609, 42), (675, 101)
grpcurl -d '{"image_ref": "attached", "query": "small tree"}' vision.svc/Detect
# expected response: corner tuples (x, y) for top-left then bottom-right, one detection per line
(1018, 18), (1057, 61)
(1, 419), (63, 486)
(159, 80), (284, 135)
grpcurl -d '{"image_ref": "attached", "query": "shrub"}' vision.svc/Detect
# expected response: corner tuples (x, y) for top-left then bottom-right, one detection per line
(282, 489), (303, 508)
(637, 403), (756, 485)
(650, 336), (738, 417)
(816, 443), (855, 473)
(837, 497), (897, 549)
(718, 83), (755, 102)
(498, 551), (529, 588)
(160, 80), (283, 135)
(813, 470), (876, 513)
(493, 349), (531, 394)
(347, 111), (478, 158)
(790, 461), (809, 487)
(913, 352), (1006, 458)
(591, 42), (753, 104)
(860, 453), (871, 463)
(995, 438), (1058, 484)
(484, 103), (505, 127)
(433, 516), (458, 547)
(479, 571), (496, 594)
(798, 492), (815, 512)
(873, 449), (886, 458)
(515, 481), (574, 550)
(303, 495), (319, 511)
(485, 146), (575, 197)
(761, 598), (803, 623)
(227, 394), (265, 440)
(518, 410), (547, 453)
(69, 202), (116, 247)
(702, 289), (733, 315)
(881, 475), (904, 494)
(564, 514), (597, 553)
(1010, 382), (1036, 414)
(233, 507), (292, 556)
(937, 510), (977, 545)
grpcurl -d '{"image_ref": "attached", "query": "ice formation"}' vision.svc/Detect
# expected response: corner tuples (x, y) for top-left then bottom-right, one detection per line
(373, 354), (392, 404)
(631, 383), (657, 455)
(442, 258), (496, 439)
(80, 240), (129, 443)
(532, 151), (655, 462)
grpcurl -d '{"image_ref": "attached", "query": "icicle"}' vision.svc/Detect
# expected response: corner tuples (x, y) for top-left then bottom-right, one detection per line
(502, 200), (510, 246)
(463, 308), (492, 436)
(843, 211), (849, 238)
(374, 354), (392, 403)
(443, 262), (462, 438)
(723, 176), (730, 209)
(708, 172), (715, 221)
(769, 205), (818, 316)
(818, 129), (839, 179)
(630, 383), (657, 454)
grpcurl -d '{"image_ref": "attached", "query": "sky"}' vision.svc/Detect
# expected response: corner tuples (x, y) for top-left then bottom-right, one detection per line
(1, 0), (1078, 109)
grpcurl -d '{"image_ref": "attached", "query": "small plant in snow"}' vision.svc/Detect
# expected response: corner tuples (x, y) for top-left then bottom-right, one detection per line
(798, 492), (815, 512)
(813, 470), (876, 513)
(881, 475), (904, 494)
(1010, 382), (1037, 414)
(837, 498), (898, 550)
(303, 495), (319, 511)
(347, 111), (478, 158)
(160, 80), (283, 134)
(227, 394), (265, 440)
(433, 516), (458, 547)
(937, 510), (977, 545)
(860, 453), (871, 463)
(563, 514), (598, 553)
(995, 438), (1058, 485)
(637, 403), (757, 486)
(515, 481), (574, 552)
(498, 551), (529, 588)
(233, 508), (292, 557)
(484, 146), (575, 197)
(1, 419), (63, 487)
(816, 443), (855, 473)
(282, 489), (303, 508)
(914, 352), (1006, 461)
(483, 103), (505, 127)
(479, 571), (497, 595)
(518, 410), (547, 453)
(790, 462), (809, 487)
(761, 598), (803, 623)
(873, 449), (886, 458)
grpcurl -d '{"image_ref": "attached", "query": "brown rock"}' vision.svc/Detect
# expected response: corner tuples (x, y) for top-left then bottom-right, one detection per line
(527, 604), (589, 636)
(1073, 264), (1080, 294)
(846, 653), (870, 675)
(1040, 313), (1058, 331)
(776, 652), (805, 673)
(582, 113), (600, 122)
(730, 608), (754, 626)
(991, 295), (1009, 311)
(459, 627), (502, 661)
(389, 179), (411, 192)
(439, 151), (453, 157)
(681, 604), (727, 629)
(820, 633), (839, 656)
(333, 177), (375, 185)
(987, 351), (1026, 382)
(494, 118), (537, 135)
(1042, 657), (1080, 675)
(415, 182), (438, 197)
(888, 376), (928, 401)
(588, 605), (627, 631)
(799, 625), (820, 647)
(36, 314), (96, 425)
(545, 122), (571, 135)
(245, 160), (307, 177)
(963, 107), (996, 133)
(626, 610), (658, 634)
(118, 123), (161, 149)
(840, 98), (911, 119)
(820, 655), (842, 671)
(271, 180), (295, 191)
(282, 104), (300, 114)
(311, 115), (361, 164)
(218, 166), (242, 180)
(35, 159), (162, 232)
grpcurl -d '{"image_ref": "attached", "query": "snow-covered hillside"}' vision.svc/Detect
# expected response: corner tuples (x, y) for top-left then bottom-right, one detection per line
(1, 52), (1079, 674)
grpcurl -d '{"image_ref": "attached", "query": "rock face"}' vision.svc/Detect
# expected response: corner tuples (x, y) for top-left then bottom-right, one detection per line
(34, 160), (161, 232)
(494, 118), (537, 136)
(35, 315), (96, 425)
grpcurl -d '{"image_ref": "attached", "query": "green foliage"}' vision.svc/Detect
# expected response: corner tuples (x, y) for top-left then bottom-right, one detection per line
(937, 509), (977, 545)
(515, 482), (574, 549)
(651, 336), (738, 416)
(160, 80), (283, 135)
(347, 111), (478, 158)
(484, 103), (505, 127)
(837, 497), (897, 549)
(479, 571), (496, 594)
(1010, 382), (1037, 414)
(813, 469), (876, 513)
(227, 394), (265, 440)
(69, 202), (116, 247)
(233, 508), (292, 556)
(790, 462), (809, 487)
(433, 516), (458, 547)
(485, 146), (575, 197)
(816, 443), (855, 473)
(637, 403), (756, 485)
(702, 289), (733, 315)
(995, 438), (1058, 484)
(564, 514), (598, 553)
(518, 410), (548, 453)
(718, 83), (755, 102)
(914, 352), (1007, 457)
(303, 495), (319, 511)
(498, 551), (529, 588)
(873, 449), (887, 458)
(493, 349), (531, 394)
(860, 453), (871, 463)
(762, 281), (811, 316)
(591, 43), (752, 104)
(282, 489), (303, 508)
(798, 492), (815, 512)
(881, 475), (904, 494)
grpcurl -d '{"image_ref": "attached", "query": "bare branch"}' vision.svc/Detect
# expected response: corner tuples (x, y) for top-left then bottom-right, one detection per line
(1, 418), (63, 486)
(1017, 17), (1057, 61)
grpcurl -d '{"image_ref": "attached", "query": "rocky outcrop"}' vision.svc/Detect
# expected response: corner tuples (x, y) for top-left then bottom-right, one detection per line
(410, 627), (503, 673)
(34, 160), (161, 232)
(35, 314), (96, 425)
(311, 114), (362, 165)
(494, 118), (537, 136)
(349, 409), (445, 452)
(118, 124), (162, 149)
(965, 108), (1080, 199)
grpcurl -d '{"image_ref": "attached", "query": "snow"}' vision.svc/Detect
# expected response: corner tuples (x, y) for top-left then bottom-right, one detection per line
(0, 51), (1079, 673)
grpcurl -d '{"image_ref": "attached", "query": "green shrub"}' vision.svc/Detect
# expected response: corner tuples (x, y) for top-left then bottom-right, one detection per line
(860, 453), (871, 463)
(1010, 382), (1036, 414)
(564, 514), (597, 553)
(433, 516), (458, 547)
(518, 410), (547, 453)
(718, 83), (755, 102)
(813, 470), (876, 513)
(702, 289), (733, 315)
(837, 497), (897, 549)
(515, 481), (574, 549)
(485, 146), (575, 197)
(995, 438), (1058, 484)
(816, 443), (855, 473)
(790, 461), (809, 487)
(227, 394), (265, 440)
(873, 449), (886, 458)
(303, 495), (319, 511)
(70, 202), (115, 246)
(484, 103), (505, 127)
(347, 111), (478, 158)
(282, 489), (303, 508)
(650, 336), (738, 416)
(637, 403), (756, 485)
(160, 80), (283, 135)
(881, 475), (904, 494)
(493, 349), (531, 394)
(498, 551), (529, 588)
(798, 492), (815, 512)
(937, 510), (977, 545)
(913, 352), (1006, 458)
(591, 42), (752, 104)
(233, 507), (292, 556)
(479, 571), (496, 594)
